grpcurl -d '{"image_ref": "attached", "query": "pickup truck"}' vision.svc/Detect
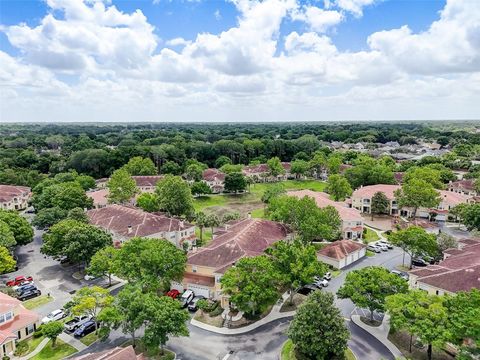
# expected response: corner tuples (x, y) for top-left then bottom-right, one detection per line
(6, 276), (33, 287)
(64, 315), (92, 332)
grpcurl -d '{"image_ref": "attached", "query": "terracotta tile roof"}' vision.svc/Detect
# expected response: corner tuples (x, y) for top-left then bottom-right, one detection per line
(132, 176), (164, 187)
(0, 185), (30, 203)
(202, 168), (225, 182)
(72, 346), (143, 360)
(317, 240), (366, 260)
(242, 162), (290, 175)
(183, 273), (215, 287)
(447, 179), (475, 192)
(410, 239), (480, 293)
(0, 330), (16, 345)
(0, 292), (20, 314)
(287, 189), (363, 222)
(87, 189), (109, 206)
(87, 205), (193, 238)
(187, 218), (289, 273)
(0, 293), (39, 345)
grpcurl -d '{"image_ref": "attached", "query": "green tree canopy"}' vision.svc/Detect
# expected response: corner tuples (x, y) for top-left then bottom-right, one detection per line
(185, 164), (204, 182)
(0, 220), (16, 249)
(67, 207), (89, 223)
(32, 207), (68, 229)
(72, 286), (114, 332)
(267, 157), (285, 177)
(123, 156), (157, 175)
(221, 255), (282, 316)
(0, 209), (34, 246)
(404, 166), (444, 189)
(88, 246), (118, 287)
(41, 321), (64, 348)
(136, 192), (160, 212)
(326, 174), (352, 201)
(337, 266), (408, 321)
(155, 175), (194, 217)
(288, 291), (349, 360)
(0, 246), (16, 274)
(460, 203), (480, 231)
(290, 160), (309, 178)
(370, 191), (390, 220)
(224, 172), (247, 194)
(394, 179), (441, 219)
(160, 161), (182, 175)
(261, 183), (285, 204)
(107, 168), (137, 204)
(190, 181), (212, 196)
(32, 181), (93, 211)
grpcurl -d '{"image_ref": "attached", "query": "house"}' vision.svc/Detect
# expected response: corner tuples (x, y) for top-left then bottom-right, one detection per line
(447, 179), (477, 196)
(242, 162), (291, 182)
(202, 169), (226, 193)
(87, 189), (109, 209)
(409, 239), (480, 295)
(0, 292), (40, 358)
(132, 176), (164, 193)
(317, 240), (366, 269)
(72, 345), (143, 360)
(176, 218), (290, 306)
(0, 185), (31, 211)
(87, 205), (196, 248)
(351, 184), (474, 221)
(287, 190), (364, 240)
(95, 178), (109, 189)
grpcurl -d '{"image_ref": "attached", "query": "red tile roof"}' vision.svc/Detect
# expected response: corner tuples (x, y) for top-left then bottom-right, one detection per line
(242, 162), (290, 175)
(0, 293), (39, 345)
(183, 273), (215, 287)
(448, 179), (475, 192)
(188, 218), (289, 273)
(132, 176), (164, 187)
(202, 168), (225, 182)
(87, 205), (193, 238)
(317, 240), (366, 260)
(287, 189), (363, 222)
(0, 185), (30, 203)
(87, 189), (109, 206)
(410, 239), (480, 293)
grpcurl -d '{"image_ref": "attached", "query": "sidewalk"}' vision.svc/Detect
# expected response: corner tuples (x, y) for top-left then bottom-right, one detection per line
(191, 291), (295, 335)
(351, 314), (404, 359)
(58, 332), (88, 351)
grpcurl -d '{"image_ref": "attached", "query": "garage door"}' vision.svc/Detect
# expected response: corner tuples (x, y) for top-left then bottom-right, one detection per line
(187, 284), (210, 298)
(171, 281), (184, 292)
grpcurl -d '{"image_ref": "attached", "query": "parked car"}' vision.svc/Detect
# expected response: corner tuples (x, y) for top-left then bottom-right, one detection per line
(73, 320), (97, 338)
(377, 240), (394, 249)
(313, 279), (329, 288)
(6, 275), (33, 287)
(65, 315), (92, 332)
(390, 270), (409, 281)
(411, 258), (429, 267)
(367, 245), (381, 253)
(323, 272), (332, 281)
(12, 281), (34, 291)
(84, 274), (98, 281)
(297, 284), (318, 296)
(165, 289), (180, 299)
(42, 309), (67, 324)
(15, 284), (38, 295)
(188, 296), (206, 311)
(375, 243), (389, 251)
(180, 290), (195, 308)
(18, 288), (41, 301)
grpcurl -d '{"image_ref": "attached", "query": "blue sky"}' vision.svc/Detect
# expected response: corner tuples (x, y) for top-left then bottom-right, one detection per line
(0, 0), (478, 122)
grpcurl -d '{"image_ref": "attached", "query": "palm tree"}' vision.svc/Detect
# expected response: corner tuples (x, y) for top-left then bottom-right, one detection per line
(195, 212), (207, 244)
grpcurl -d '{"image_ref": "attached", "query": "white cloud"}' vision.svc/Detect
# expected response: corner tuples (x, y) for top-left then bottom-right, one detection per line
(0, 0), (479, 122)
(214, 9), (222, 20)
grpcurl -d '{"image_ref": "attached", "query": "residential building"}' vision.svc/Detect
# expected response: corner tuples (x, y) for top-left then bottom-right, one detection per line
(72, 345), (143, 360)
(317, 240), (366, 269)
(351, 184), (474, 221)
(0, 185), (31, 211)
(287, 190), (364, 240)
(409, 239), (480, 295)
(95, 178), (109, 189)
(242, 162), (291, 182)
(132, 176), (164, 193)
(0, 292), (40, 358)
(175, 218), (290, 306)
(87, 189), (109, 209)
(202, 168), (226, 193)
(447, 179), (477, 196)
(87, 204), (196, 248)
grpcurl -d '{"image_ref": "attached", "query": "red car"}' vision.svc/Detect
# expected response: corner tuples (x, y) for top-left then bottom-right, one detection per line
(165, 289), (180, 299)
(6, 276), (33, 287)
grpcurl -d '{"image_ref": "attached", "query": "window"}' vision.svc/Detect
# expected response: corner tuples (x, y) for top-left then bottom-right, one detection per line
(26, 324), (35, 335)
(0, 311), (13, 324)
(192, 266), (197, 273)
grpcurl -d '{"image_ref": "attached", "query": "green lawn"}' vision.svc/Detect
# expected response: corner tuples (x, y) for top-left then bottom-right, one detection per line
(366, 250), (376, 257)
(250, 180), (327, 195)
(193, 195), (228, 211)
(281, 340), (355, 360)
(79, 332), (99, 346)
(23, 295), (53, 310)
(250, 208), (265, 219)
(195, 227), (213, 243)
(362, 228), (380, 243)
(14, 335), (45, 356)
(30, 339), (77, 360)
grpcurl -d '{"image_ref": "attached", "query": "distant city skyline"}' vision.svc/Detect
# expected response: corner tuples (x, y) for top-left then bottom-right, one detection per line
(1, 0), (479, 122)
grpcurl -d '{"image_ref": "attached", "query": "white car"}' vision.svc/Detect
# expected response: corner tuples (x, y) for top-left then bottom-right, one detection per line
(84, 274), (97, 281)
(314, 279), (329, 288)
(377, 240), (394, 249)
(367, 245), (381, 253)
(180, 290), (195, 308)
(41, 309), (67, 324)
(375, 242), (389, 251)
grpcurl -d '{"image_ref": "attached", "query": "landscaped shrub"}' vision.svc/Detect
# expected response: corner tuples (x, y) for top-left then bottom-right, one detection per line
(13, 341), (28, 356)
(209, 304), (224, 317)
(33, 326), (43, 338)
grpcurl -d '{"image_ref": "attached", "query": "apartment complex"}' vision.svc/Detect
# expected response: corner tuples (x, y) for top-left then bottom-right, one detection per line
(317, 240), (366, 269)
(287, 189), (364, 240)
(242, 162), (291, 182)
(0, 185), (31, 211)
(202, 168), (226, 193)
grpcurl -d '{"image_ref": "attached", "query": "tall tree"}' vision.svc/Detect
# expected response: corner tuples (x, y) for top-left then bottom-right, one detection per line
(388, 226), (439, 268)
(64, 224), (112, 266)
(394, 179), (441, 219)
(337, 266), (408, 322)
(72, 286), (114, 333)
(41, 321), (64, 348)
(155, 175), (194, 217)
(107, 169), (137, 204)
(268, 240), (326, 304)
(0, 221), (16, 249)
(403, 166), (444, 189)
(123, 156), (157, 175)
(88, 246), (118, 287)
(460, 203), (480, 231)
(370, 191), (390, 220)
(160, 161), (182, 175)
(0, 210), (34, 245)
(185, 164), (204, 182)
(308, 152), (327, 179)
(267, 157), (285, 178)
(221, 255), (282, 316)
(224, 172), (247, 194)
(436, 232), (458, 253)
(190, 181), (212, 196)
(0, 246), (16, 274)
(261, 183), (285, 204)
(386, 290), (449, 360)
(195, 212), (207, 244)
(67, 207), (89, 223)
(288, 291), (349, 360)
(290, 160), (309, 179)
(32, 207), (68, 229)
(114, 237), (187, 292)
(326, 174), (352, 201)
(136, 192), (160, 212)
(32, 182), (93, 211)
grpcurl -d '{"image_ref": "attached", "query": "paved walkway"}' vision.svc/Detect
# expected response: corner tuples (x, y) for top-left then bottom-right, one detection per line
(351, 315), (404, 359)
(59, 332), (88, 351)
(191, 291), (295, 335)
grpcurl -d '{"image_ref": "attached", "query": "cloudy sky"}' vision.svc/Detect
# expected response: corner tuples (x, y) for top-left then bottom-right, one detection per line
(0, 0), (479, 122)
